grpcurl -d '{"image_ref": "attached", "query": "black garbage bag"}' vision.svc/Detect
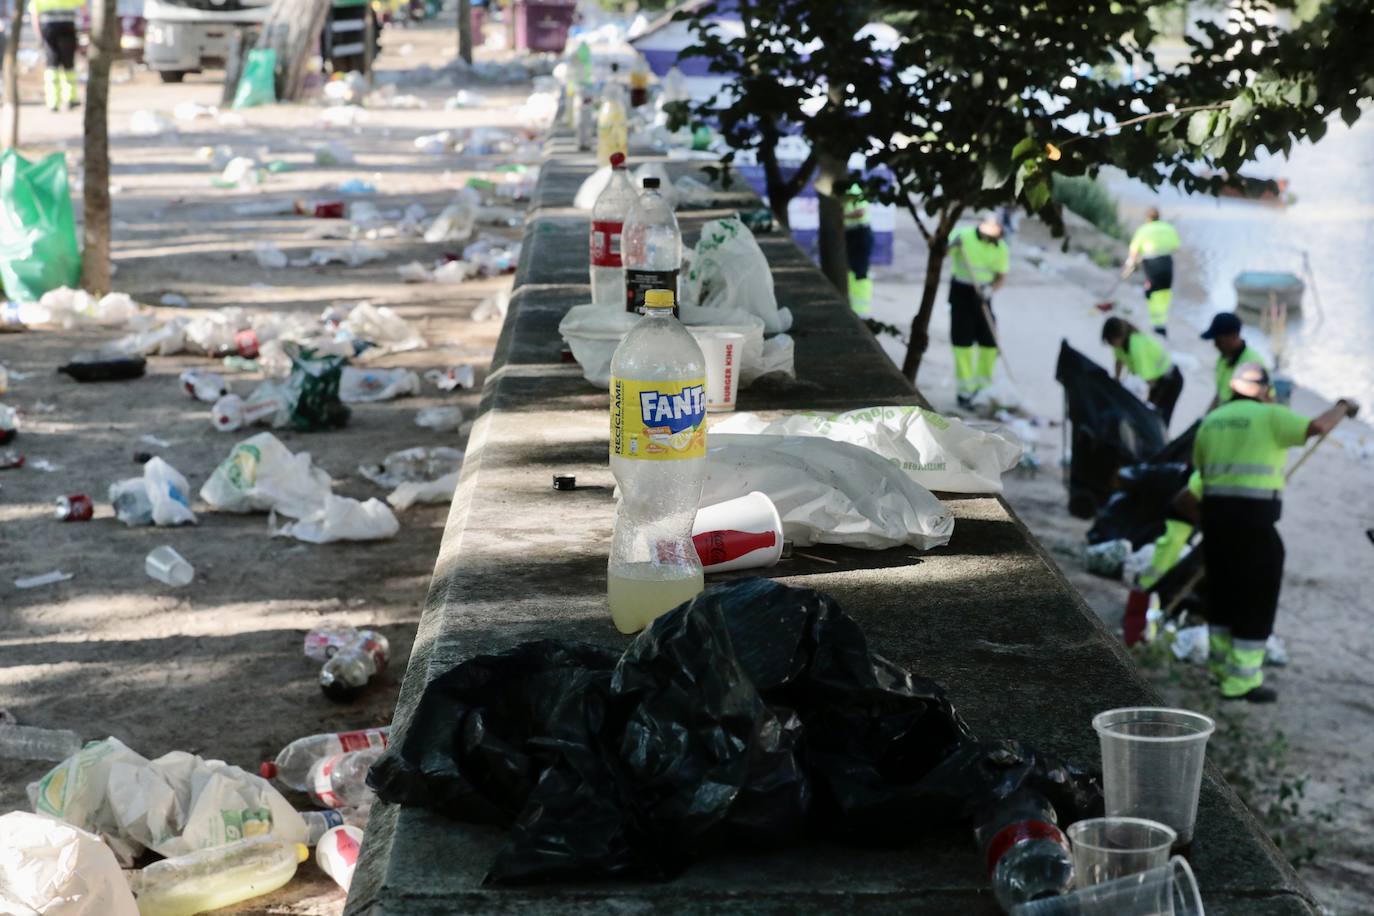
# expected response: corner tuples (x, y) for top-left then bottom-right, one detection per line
(368, 579), (1102, 884)
(1056, 341), (1166, 518)
(1087, 461), (1191, 548)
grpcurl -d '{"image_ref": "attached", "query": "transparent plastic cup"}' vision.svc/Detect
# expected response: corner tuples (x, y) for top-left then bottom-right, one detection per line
(146, 546), (195, 587)
(1093, 708), (1214, 845)
(1010, 856), (1203, 916)
(1068, 817), (1176, 887)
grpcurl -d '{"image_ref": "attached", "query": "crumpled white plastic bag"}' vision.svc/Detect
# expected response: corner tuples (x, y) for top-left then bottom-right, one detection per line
(714, 405), (1023, 495)
(26, 738), (306, 866)
(387, 470), (461, 510)
(273, 495), (399, 543)
(339, 367), (421, 402)
(702, 433), (954, 550)
(141, 456), (197, 527)
(573, 165), (612, 211)
(0, 812), (138, 916)
(199, 432), (332, 519)
(341, 302), (426, 352)
(679, 217), (792, 334)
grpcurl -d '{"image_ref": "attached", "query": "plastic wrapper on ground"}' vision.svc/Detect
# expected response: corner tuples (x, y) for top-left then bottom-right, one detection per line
(273, 495), (399, 544)
(200, 432), (332, 519)
(368, 579), (1101, 884)
(0, 811), (138, 916)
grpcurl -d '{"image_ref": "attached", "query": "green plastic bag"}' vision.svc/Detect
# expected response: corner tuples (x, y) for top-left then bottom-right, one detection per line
(232, 48), (278, 110)
(282, 343), (351, 431)
(0, 151), (81, 302)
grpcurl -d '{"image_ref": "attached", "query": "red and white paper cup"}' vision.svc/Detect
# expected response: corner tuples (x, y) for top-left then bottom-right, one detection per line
(688, 328), (745, 412)
(692, 491), (784, 573)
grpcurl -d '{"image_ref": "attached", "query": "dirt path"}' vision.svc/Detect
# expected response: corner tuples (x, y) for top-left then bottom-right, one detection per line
(1, 24), (538, 912)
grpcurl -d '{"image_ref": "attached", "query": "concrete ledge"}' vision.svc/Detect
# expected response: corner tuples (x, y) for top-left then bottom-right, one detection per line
(345, 142), (1318, 915)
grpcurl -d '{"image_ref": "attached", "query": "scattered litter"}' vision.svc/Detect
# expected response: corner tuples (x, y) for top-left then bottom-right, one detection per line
(314, 141), (356, 166)
(397, 261), (434, 283)
(104, 319), (188, 357)
(308, 243), (387, 267)
(423, 190), (479, 242)
(179, 369), (228, 403)
(58, 354), (146, 382)
(321, 105), (369, 128)
(201, 432), (333, 519)
(233, 199), (296, 216)
(415, 405), (463, 432)
(414, 130), (453, 155)
(160, 292), (190, 308)
(0, 812), (139, 916)
(254, 241), (289, 269)
(340, 302), (426, 352)
(15, 570), (72, 589)
(30, 459), (60, 472)
(146, 545), (195, 586)
(173, 101), (217, 122)
(1084, 538), (1131, 578)
(216, 156), (261, 190)
(387, 471), (460, 511)
(340, 367), (421, 403)
(359, 446), (463, 489)
(426, 364), (476, 391)
(1169, 624), (1211, 665)
(337, 178), (376, 195)
(444, 89), (483, 109)
(0, 451), (24, 469)
(273, 495), (400, 544)
(140, 433), (173, 447)
(129, 110), (174, 136)
(317, 824), (365, 891)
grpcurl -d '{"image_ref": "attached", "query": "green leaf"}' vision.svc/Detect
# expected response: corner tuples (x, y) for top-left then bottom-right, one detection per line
(1229, 91), (1255, 125)
(1341, 103), (1361, 127)
(1025, 176), (1051, 211)
(1187, 110), (1217, 146)
(1011, 137), (1039, 162)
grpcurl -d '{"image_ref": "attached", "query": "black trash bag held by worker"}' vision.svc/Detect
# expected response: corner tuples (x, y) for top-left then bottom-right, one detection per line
(368, 579), (1102, 884)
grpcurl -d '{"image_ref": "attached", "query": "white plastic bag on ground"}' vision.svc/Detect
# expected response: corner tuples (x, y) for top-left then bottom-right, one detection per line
(104, 319), (187, 357)
(142, 457), (197, 526)
(341, 302), (425, 352)
(340, 367), (421, 402)
(680, 217), (792, 334)
(254, 241), (288, 269)
(359, 446), (463, 489)
(273, 495), (399, 543)
(702, 433), (954, 550)
(423, 189), (479, 243)
(415, 405), (463, 432)
(387, 471), (461, 510)
(0, 812), (138, 916)
(199, 432), (332, 519)
(714, 405), (1023, 495)
(27, 738), (148, 865)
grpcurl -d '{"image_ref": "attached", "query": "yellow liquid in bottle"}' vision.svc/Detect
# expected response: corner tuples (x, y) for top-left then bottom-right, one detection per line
(608, 563), (704, 635)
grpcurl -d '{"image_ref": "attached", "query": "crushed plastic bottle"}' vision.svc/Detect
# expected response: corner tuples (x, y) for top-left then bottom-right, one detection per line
(622, 177), (682, 314)
(590, 152), (636, 309)
(261, 726), (390, 792)
(319, 630), (389, 702)
(307, 746), (384, 808)
(179, 369), (228, 403)
(316, 824), (366, 891)
(0, 723), (83, 762)
(974, 789), (1076, 912)
(129, 836), (308, 916)
(303, 622), (361, 663)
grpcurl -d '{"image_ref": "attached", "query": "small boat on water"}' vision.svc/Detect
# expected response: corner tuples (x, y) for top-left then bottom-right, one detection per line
(1216, 176), (1290, 204)
(1234, 271), (1304, 314)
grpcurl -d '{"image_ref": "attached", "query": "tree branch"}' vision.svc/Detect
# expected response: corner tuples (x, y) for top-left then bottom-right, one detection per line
(1060, 101), (1232, 146)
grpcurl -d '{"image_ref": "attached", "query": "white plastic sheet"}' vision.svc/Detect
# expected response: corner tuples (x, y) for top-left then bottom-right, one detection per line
(340, 367), (421, 402)
(341, 302), (425, 352)
(142, 457), (197, 527)
(0, 812), (138, 916)
(199, 433), (332, 519)
(702, 433), (954, 550)
(273, 495), (400, 543)
(713, 406), (1023, 495)
(680, 217), (792, 334)
(387, 471), (461, 510)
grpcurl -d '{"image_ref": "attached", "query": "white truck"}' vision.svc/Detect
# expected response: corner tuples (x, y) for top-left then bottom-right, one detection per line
(141, 0), (269, 83)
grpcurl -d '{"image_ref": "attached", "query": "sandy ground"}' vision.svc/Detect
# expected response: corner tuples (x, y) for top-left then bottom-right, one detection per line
(868, 211), (1374, 912)
(0, 23), (539, 913)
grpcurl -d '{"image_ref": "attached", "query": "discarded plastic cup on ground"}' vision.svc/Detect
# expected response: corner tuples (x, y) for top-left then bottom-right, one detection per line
(1068, 817), (1176, 887)
(688, 328), (744, 411)
(692, 491), (784, 573)
(1094, 708), (1214, 845)
(145, 546), (194, 587)
(1010, 856), (1203, 916)
(316, 824), (365, 891)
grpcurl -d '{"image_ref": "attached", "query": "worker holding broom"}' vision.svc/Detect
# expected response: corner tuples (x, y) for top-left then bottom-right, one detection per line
(1181, 363), (1357, 703)
(947, 217), (1010, 408)
(1121, 207), (1180, 336)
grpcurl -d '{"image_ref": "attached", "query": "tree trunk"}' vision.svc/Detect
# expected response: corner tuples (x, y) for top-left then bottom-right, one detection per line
(258, 0), (331, 102)
(80, 0), (116, 293)
(899, 235), (948, 381)
(458, 0), (472, 64)
(3, 0), (23, 148)
(813, 148), (849, 294)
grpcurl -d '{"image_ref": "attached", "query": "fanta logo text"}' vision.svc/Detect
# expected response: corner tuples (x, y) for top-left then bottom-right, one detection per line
(640, 386), (705, 425)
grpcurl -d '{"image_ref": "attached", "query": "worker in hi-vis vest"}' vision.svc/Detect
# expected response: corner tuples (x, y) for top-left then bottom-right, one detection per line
(946, 217), (1009, 408)
(844, 184), (874, 316)
(1102, 316), (1185, 427)
(1121, 207), (1180, 336)
(1178, 363), (1356, 702)
(32, 0), (84, 111)
(1200, 311), (1267, 409)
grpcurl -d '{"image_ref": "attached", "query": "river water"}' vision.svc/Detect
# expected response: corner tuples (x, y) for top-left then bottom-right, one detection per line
(1103, 111), (1374, 406)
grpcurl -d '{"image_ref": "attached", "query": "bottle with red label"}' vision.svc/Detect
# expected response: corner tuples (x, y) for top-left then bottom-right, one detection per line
(260, 726), (390, 793)
(319, 629), (389, 702)
(622, 177), (682, 314)
(590, 152), (636, 309)
(973, 789), (1075, 911)
(307, 746), (383, 809)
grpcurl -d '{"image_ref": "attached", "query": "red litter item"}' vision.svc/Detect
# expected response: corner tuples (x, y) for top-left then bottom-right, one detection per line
(296, 199), (346, 219)
(54, 494), (94, 521)
(234, 329), (260, 358)
(0, 451), (24, 469)
(1122, 588), (1150, 646)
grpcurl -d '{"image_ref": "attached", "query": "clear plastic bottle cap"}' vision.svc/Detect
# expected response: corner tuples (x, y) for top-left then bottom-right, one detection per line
(643, 289), (675, 310)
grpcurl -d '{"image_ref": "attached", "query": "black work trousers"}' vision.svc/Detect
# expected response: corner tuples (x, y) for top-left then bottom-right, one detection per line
(1201, 496), (1284, 641)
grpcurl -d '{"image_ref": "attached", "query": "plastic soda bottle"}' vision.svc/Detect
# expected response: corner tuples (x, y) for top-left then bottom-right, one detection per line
(590, 152), (637, 309)
(973, 789), (1076, 911)
(261, 726), (390, 792)
(596, 80), (628, 165)
(129, 836), (308, 916)
(607, 288), (707, 634)
(622, 177), (682, 314)
(307, 746), (384, 809)
(319, 629), (389, 702)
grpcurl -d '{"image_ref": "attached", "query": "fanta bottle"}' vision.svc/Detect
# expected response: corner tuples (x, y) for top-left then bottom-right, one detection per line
(607, 288), (707, 634)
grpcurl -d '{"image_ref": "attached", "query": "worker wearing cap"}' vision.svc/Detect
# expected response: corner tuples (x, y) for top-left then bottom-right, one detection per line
(947, 217), (1010, 407)
(1102, 316), (1184, 426)
(845, 184), (874, 316)
(1121, 207), (1180, 336)
(1200, 311), (1267, 408)
(1186, 363), (1356, 702)
(32, 0), (84, 111)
